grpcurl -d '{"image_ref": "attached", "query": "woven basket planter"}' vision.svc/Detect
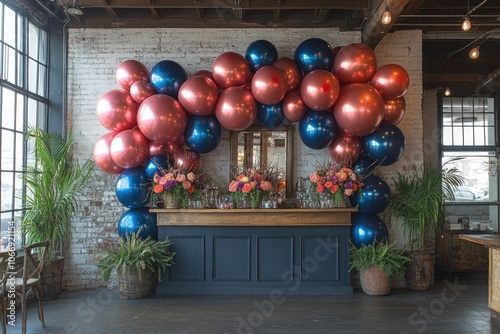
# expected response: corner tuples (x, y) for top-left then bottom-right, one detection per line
(117, 265), (155, 299)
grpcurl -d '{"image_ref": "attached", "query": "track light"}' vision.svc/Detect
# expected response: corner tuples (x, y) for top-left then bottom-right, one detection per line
(444, 88), (451, 96)
(381, 11), (392, 25)
(469, 46), (480, 59)
(462, 17), (471, 31)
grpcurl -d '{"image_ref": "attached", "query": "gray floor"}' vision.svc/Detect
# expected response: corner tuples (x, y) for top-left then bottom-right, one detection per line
(6, 273), (500, 334)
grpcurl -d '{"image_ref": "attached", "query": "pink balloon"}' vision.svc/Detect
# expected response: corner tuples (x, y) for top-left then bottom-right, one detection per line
(178, 76), (219, 115)
(176, 135), (185, 146)
(212, 52), (252, 89)
(130, 80), (156, 104)
(251, 66), (288, 105)
(137, 94), (188, 144)
(215, 87), (257, 131)
(96, 89), (138, 133)
(192, 70), (215, 82)
(165, 141), (181, 155)
(334, 43), (377, 84)
(370, 64), (410, 99)
(174, 148), (202, 172)
(93, 133), (125, 174)
(273, 58), (302, 92)
(149, 142), (168, 156)
(333, 83), (384, 137)
(116, 60), (150, 91)
(328, 131), (363, 165)
(300, 70), (340, 111)
(384, 96), (406, 125)
(110, 129), (149, 169)
(283, 90), (307, 122)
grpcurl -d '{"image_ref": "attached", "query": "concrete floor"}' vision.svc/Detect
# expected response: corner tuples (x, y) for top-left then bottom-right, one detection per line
(6, 273), (500, 334)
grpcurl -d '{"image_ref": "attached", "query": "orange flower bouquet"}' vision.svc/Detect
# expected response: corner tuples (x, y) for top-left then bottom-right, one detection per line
(228, 166), (280, 209)
(150, 167), (203, 208)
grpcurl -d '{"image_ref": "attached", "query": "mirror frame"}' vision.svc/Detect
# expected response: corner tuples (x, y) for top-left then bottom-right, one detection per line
(230, 125), (294, 197)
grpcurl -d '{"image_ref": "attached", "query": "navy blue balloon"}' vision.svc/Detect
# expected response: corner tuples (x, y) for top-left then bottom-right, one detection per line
(350, 174), (391, 214)
(299, 109), (337, 150)
(245, 40), (278, 72)
(363, 123), (405, 166)
(115, 166), (150, 209)
(117, 208), (158, 241)
(144, 155), (171, 180)
(351, 212), (388, 248)
(150, 60), (187, 98)
(184, 114), (221, 154)
(257, 102), (286, 130)
(352, 156), (376, 178)
(294, 38), (334, 74)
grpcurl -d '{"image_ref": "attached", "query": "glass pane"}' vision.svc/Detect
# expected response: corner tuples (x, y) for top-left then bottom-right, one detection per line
(27, 98), (37, 127)
(0, 172), (13, 211)
(15, 93), (24, 132)
(38, 64), (46, 97)
(443, 127), (453, 145)
(28, 22), (38, 60)
(28, 58), (37, 93)
(12, 213), (22, 249)
(26, 133), (35, 168)
(474, 127), (485, 146)
(1, 87), (15, 129)
(13, 172), (23, 209)
(0, 5), (4, 42)
(1, 130), (14, 170)
(16, 50), (22, 87)
(3, 45), (15, 83)
(463, 127), (474, 145)
(38, 29), (47, 65)
(0, 212), (12, 251)
(37, 102), (47, 128)
(16, 13), (23, 51)
(14, 132), (23, 170)
(3, 6), (15, 47)
(452, 128), (463, 146)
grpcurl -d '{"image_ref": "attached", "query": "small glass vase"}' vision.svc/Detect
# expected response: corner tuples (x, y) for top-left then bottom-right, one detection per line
(164, 193), (180, 209)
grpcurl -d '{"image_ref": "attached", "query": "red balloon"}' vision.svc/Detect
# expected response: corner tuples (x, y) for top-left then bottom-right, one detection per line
(130, 80), (156, 104)
(212, 52), (252, 89)
(137, 94), (188, 144)
(110, 129), (149, 169)
(192, 70), (215, 82)
(174, 148), (202, 172)
(328, 131), (363, 165)
(215, 87), (257, 131)
(300, 70), (340, 111)
(96, 89), (138, 133)
(332, 46), (343, 57)
(370, 64), (410, 99)
(176, 135), (185, 146)
(178, 76), (219, 115)
(93, 132), (125, 174)
(334, 43), (377, 84)
(116, 60), (150, 91)
(384, 96), (406, 125)
(333, 83), (384, 137)
(273, 58), (302, 92)
(251, 66), (288, 105)
(283, 90), (307, 122)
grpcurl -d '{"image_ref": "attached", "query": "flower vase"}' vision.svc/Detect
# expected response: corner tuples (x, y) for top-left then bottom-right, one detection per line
(164, 193), (180, 209)
(334, 195), (347, 208)
(236, 196), (250, 209)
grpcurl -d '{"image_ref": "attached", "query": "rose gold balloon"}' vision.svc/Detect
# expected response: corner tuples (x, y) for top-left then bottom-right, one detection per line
(212, 52), (252, 89)
(174, 148), (202, 172)
(137, 94), (188, 144)
(215, 87), (257, 131)
(370, 64), (410, 99)
(192, 70), (215, 82)
(96, 89), (138, 133)
(149, 142), (168, 156)
(130, 80), (156, 104)
(178, 76), (219, 115)
(283, 90), (307, 122)
(333, 43), (377, 84)
(384, 96), (406, 125)
(328, 130), (363, 165)
(251, 66), (288, 105)
(116, 60), (150, 91)
(273, 57), (302, 92)
(110, 129), (149, 169)
(93, 132), (125, 174)
(300, 70), (340, 111)
(164, 141), (181, 155)
(333, 83), (384, 137)
(332, 46), (343, 57)
(176, 135), (185, 146)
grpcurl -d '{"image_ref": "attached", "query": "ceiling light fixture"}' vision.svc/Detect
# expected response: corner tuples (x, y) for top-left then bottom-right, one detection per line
(67, 0), (83, 16)
(469, 45), (480, 59)
(444, 88), (451, 96)
(462, 16), (471, 31)
(381, 10), (392, 25)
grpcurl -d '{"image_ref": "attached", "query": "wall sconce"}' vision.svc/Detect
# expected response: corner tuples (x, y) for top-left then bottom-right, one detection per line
(444, 88), (451, 96)
(381, 11), (392, 25)
(462, 16), (471, 31)
(469, 45), (480, 59)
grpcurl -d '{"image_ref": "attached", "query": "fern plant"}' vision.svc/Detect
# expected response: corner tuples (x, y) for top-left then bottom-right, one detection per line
(349, 241), (410, 277)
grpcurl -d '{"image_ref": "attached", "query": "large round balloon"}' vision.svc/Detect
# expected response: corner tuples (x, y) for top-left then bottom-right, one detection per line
(215, 87), (257, 131)
(328, 130), (362, 165)
(184, 114), (222, 154)
(118, 208), (158, 241)
(115, 166), (150, 209)
(283, 90), (307, 122)
(96, 89), (138, 133)
(192, 70), (215, 82)
(251, 66), (288, 105)
(333, 43), (377, 84)
(110, 129), (149, 169)
(212, 52), (252, 89)
(144, 154), (171, 179)
(273, 57), (302, 92)
(350, 175), (391, 215)
(257, 102), (286, 130)
(300, 70), (340, 111)
(93, 132), (125, 175)
(384, 96), (406, 125)
(298, 109), (338, 150)
(116, 60), (150, 91)
(174, 148), (202, 172)
(294, 38), (333, 74)
(245, 40), (278, 72)
(178, 76), (219, 115)
(149, 142), (169, 157)
(352, 155), (375, 178)
(363, 122), (405, 166)
(333, 83), (384, 137)
(130, 80), (156, 104)
(150, 60), (187, 98)
(370, 64), (410, 99)
(350, 212), (388, 248)
(137, 94), (188, 144)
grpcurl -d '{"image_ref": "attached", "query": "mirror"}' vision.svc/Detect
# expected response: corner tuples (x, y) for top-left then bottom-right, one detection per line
(230, 125), (293, 197)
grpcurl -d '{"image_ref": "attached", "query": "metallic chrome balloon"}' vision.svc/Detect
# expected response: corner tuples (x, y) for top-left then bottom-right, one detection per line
(212, 52), (252, 89)
(350, 212), (388, 248)
(282, 90), (307, 122)
(251, 65), (288, 105)
(174, 148), (202, 172)
(257, 102), (286, 130)
(328, 130), (363, 166)
(144, 154), (171, 179)
(110, 129), (149, 169)
(150, 60), (187, 98)
(184, 114), (222, 154)
(93, 132), (125, 175)
(148, 142), (169, 157)
(130, 80), (156, 104)
(215, 87), (257, 131)
(294, 38), (334, 74)
(300, 70), (340, 111)
(178, 76), (219, 115)
(192, 70), (215, 82)
(383, 96), (406, 125)
(298, 109), (338, 150)
(350, 175), (391, 215)
(370, 64), (410, 99)
(245, 39), (278, 72)
(117, 208), (158, 241)
(96, 89), (138, 133)
(362, 122), (405, 166)
(116, 60), (150, 91)
(115, 166), (151, 209)
(352, 155), (376, 178)
(333, 43), (377, 84)
(273, 57), (302, 92)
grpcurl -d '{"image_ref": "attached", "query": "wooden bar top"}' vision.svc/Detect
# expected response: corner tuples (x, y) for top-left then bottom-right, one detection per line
(459, 234), (500, 249)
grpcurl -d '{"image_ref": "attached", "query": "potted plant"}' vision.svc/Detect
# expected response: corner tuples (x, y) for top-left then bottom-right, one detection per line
(350, 241), (410, 296)
(21, 128), (94, 299)
(97, 232), (175, 299)
(389, 161), (464, 290)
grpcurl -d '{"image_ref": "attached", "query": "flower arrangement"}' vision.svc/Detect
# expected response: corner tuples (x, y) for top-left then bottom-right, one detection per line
(228, 166), (281, 209)
(150, 166), (203, 208)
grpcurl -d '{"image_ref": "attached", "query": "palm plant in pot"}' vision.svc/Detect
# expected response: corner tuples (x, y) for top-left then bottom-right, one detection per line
(21, 128), (94, 299)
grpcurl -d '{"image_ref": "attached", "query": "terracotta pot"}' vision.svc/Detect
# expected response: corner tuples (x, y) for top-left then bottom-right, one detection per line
(406, 251), (434, 291)
(359, 266), (391, 296)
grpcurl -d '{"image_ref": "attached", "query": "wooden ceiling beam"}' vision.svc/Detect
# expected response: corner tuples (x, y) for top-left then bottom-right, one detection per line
(314, 9), (331, 24)
(144, 0), (158, 18)
(99, 0), (120, 19)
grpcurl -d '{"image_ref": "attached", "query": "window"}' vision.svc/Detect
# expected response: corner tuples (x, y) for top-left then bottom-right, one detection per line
(0, 1), (49, 250)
